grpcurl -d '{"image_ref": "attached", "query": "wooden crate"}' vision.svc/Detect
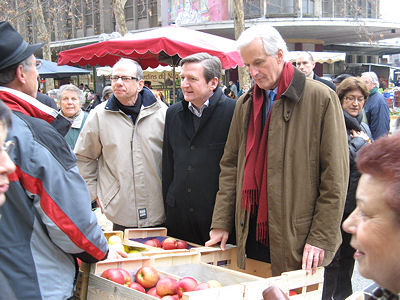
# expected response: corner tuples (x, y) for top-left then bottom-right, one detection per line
(124, 227), (238, 267)
(226, 248), (272, 278)
(241, 267), (324, 300)
(85, 252), (262, 300)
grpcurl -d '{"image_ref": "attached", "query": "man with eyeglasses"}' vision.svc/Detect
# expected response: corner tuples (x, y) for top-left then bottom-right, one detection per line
(360, 72), (390, 140)
(0, 21), (112, 299)
(75, 58), (168, 231)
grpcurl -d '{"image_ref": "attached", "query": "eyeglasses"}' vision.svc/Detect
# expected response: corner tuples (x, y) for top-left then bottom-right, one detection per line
(1, 140), (14, 155)
(35, 60), (42, 70)
(343, 96), (365, 104)
(110, 76), (138, 82)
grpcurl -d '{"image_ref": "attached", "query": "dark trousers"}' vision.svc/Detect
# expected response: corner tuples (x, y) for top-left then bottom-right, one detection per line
(322, 212), (355, 300)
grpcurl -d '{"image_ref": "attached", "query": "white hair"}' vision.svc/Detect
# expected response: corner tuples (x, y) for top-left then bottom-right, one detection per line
(361, 72), (379, 87)
(237, 24), (289, 62)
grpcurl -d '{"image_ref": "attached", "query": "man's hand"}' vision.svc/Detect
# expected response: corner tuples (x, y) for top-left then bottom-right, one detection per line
(302, 243), (324, 274)
(262, 286), (289, 300)
(205, 229), (229, 250)
(106, 247), (128, 260)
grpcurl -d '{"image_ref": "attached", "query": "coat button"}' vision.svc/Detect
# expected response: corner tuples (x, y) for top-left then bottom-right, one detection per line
(240, 221), (244, 227)
(190, 145), (195, 150)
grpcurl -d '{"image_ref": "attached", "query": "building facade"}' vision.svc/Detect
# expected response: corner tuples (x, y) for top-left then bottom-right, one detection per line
(2, 0), (398, 79)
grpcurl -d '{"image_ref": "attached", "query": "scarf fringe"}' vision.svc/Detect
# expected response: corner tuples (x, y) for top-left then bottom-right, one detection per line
(256, 221), (269, 245)
(242, 189), (259, 214)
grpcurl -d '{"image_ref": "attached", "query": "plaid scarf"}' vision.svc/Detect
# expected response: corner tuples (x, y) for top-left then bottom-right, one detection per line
(242, 62), (294, 244)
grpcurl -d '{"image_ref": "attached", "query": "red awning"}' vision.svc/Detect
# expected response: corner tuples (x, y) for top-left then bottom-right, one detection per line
(57, 25), (243, 70)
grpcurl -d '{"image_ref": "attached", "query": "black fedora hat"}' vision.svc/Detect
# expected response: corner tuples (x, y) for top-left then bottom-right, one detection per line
(0, 21), (43, 71)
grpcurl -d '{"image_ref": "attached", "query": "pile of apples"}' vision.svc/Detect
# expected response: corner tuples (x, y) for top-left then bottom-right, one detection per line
(144, 237), (188, 250)
(101, 266), (221, 299)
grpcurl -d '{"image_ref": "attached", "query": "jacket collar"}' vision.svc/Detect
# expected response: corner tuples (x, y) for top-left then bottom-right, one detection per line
(105, 86), (158, 112)
(181, 86), (224, 113)
(243, 67), (305, 105)
(0, 86), (71, 136)
(180, 87), (225, 140)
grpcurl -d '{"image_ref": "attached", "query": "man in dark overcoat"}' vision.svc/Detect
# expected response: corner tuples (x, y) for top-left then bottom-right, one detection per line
(162, 52), (236, 245)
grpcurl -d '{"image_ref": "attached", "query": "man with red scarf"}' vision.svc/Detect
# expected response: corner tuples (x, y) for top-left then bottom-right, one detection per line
(206, 24), (349, 276)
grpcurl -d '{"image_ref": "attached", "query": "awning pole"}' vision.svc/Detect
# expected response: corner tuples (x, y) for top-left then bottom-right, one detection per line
(172, 66), (176, 104)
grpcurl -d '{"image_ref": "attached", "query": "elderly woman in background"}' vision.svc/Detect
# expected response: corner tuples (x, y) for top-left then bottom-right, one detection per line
(58, 84), (88, 149)
(343, 134), (400, 298)
(323, 77), (373, 300)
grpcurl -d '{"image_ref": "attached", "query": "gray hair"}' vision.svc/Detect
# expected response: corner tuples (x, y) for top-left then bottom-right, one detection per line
(361, 72), (379, 87)
(237, 24), (289, 62)
(58, 84), (85, 105)
(180, 52), (222, 82)
(0, 56), (34, 86)
(113, 58), (143, 80)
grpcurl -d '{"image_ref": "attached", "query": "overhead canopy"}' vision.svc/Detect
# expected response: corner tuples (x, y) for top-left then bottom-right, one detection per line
(288, 51), (346, 64)
(57, 25), (243, 69)
(96, 65), (182, 76)
(38, 59), (91, 79)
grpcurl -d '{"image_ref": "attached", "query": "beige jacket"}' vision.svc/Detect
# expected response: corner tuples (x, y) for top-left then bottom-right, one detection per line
(75, 92), (167, 227)
(211, 69), (349, 275)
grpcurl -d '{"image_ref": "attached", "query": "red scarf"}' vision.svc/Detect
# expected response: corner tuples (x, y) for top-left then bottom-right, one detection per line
(242, 62), (294, 244)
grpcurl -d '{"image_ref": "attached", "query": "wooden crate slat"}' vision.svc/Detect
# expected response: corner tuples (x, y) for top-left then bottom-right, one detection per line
(242, 267), (324, 300)
(182, 284), (245, 300)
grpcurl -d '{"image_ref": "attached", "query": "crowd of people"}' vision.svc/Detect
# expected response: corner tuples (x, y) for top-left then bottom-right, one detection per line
(0, 20), (398, 300)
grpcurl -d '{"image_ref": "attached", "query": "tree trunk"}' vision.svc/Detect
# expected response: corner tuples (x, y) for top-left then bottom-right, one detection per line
(111, 0), (128, 36)
(233, 0), (250, 88)
(33, 0), (52, 60)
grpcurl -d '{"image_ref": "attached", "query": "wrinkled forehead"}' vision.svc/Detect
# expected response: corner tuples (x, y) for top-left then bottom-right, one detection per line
(296, 56), (312, 64)
(112, 64), (137, 76)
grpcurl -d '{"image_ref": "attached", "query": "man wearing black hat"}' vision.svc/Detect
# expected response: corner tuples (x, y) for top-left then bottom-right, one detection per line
(0, 21), (114, 299)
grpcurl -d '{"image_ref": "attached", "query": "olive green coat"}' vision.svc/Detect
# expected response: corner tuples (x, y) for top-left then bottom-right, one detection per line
(211, 68), (349, 276)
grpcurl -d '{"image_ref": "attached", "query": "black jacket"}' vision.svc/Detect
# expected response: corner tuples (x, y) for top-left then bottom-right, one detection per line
(343, 110), (372, 214)
(314, 74), (336, 91)
(162, 87), (236, 244)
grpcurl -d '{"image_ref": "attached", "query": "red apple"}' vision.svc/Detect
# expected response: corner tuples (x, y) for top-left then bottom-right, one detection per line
(152, 238), (162, 248)
(156, 277), (178, 296)
(176, 240), (188, 249)
(118, 268), (132, 286)
(177, 277), (197, 297)
(194, 282), (210, 291)
(135, 266), (159, 289)
(129, 282), (146, 293)
(144, 239), (159, 247)
(161, 295), (179, 300)
(147, 287), (162, 298)
(161, 237), (177, 250)
(100, 268), (125, 285)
